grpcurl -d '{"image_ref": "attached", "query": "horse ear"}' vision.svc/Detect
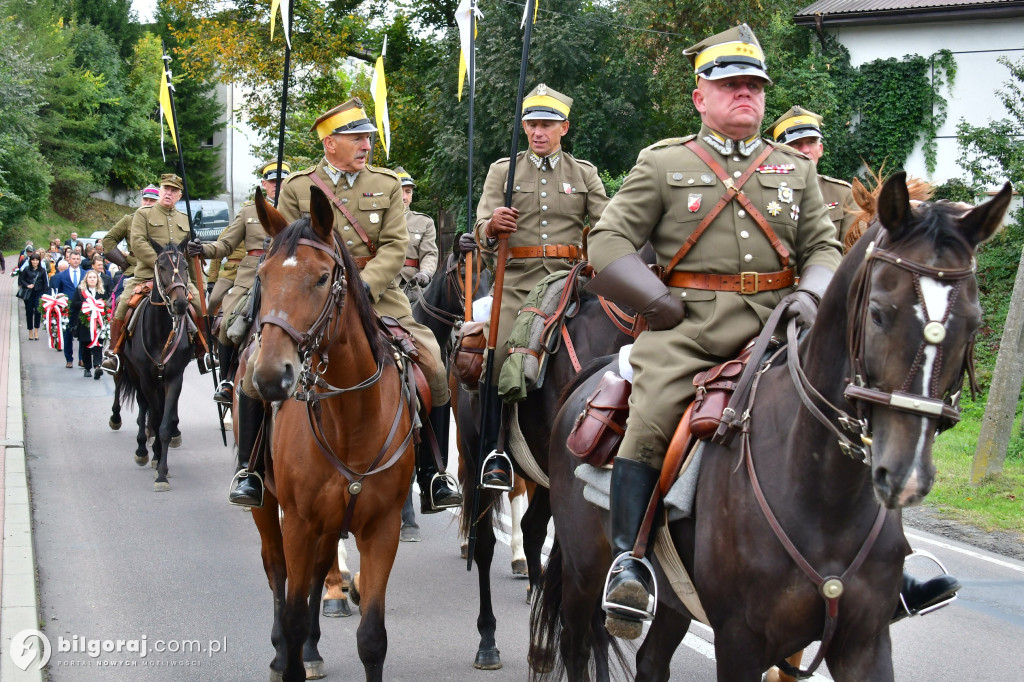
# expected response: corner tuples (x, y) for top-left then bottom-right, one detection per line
(876, 171), (910, 239)
(308, 187), (335, 243)
(254, 187), (289, 237)
(958, 181), (1012, 247)
(178, 237), (189, 252)
(149, 238), (162, 254)
(851, 177), (874, 213)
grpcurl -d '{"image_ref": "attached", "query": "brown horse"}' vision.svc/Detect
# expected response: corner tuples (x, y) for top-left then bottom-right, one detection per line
(245, 187), (416, 682)
(531, 173), (1012, 681)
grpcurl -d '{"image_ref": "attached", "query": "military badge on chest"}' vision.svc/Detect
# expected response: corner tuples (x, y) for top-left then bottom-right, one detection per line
(369, 213), (380, 224)
(688, 194), (702, 212)
(790, 205), (800, 221)
(777, 184), (794, 204)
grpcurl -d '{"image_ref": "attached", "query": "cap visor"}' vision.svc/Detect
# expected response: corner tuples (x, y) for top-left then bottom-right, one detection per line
(333, 122), (378, 134)
(522, 111), (567, 122)
(781, 130), (822, 144)
(699, 63), (772, 84)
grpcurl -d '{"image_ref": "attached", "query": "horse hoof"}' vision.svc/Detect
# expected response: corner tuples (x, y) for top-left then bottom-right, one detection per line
(154, 481), (170, 492)
(511, 559), (528, 577)
(349, 583), (361, 607)
(525, 585), (533, 605)
(268, 668), (284, 682)
(147, 436), (155, 447)
(109, 418), (121, 431)
(151, 458), (158, 469)
(473, 648), (502, 670)
(169, 435), (182, 448)
(605, 615), (643, 640)
(322, 598), (352, 618)
(135, 455), (149, 466)
(460, 541), (469, 560)
(304, 660), (325, 679)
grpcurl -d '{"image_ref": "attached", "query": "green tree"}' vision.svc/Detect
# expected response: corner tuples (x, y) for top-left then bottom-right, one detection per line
(66, 0), (142, 61)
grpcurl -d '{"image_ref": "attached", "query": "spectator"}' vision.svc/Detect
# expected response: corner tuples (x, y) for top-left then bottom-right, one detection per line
(49, 252), (88, 368)
(65, 232), (82, 250)
(90, 253), (113, 292)
(62, 245), (72, 262)
(19, 253), (48, 340)
(84, 243), (96, 262)
(69, 269), (109, 379)
(0, 249), (5, 274)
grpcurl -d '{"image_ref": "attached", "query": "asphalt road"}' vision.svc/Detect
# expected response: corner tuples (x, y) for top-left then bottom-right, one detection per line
(20, 331), (1024, 681)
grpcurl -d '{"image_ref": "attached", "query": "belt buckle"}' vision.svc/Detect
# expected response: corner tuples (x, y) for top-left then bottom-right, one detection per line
(739, 272), (759, 295)
(542, 243), (553, 258)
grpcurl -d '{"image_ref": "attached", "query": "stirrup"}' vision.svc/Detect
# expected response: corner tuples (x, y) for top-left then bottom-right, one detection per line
(897, 549), (958, 618)
(602, 552), (658, 622)
(198, 352), (219, 374)
(227, 468), (264, 508)
(428, 472), (463, 510)
(213, 380), (234, 405)
(479, 450), (514, 491)
(100, 353), (121, 376)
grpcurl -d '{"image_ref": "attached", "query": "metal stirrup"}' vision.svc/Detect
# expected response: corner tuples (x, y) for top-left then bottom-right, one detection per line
(227, 469), (264, 508)
(428, 472), (463, 509)
(602, 552), (658, 622)
(479, 450), (514, 491)
(898, 549), (958, 618)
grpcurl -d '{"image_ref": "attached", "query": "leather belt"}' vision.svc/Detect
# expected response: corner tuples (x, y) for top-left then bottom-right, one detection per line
(507, 244), (582, 260)
(404, 258), (419, 268)
(664, 267), (795, 294)
(247, 249), (265, 257)
(226, 258), (242, 264)
(354, 256), (374, 269)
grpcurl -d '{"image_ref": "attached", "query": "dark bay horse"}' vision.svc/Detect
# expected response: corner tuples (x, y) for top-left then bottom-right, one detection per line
(246, 188), (416, 682)
(532, 174), (1012, 681)
(113, 239), (194, 491)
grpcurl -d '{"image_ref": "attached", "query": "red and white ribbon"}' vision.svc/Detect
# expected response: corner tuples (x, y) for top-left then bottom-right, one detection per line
(41, 292), (68, 350)
(81, 293), (106, 348)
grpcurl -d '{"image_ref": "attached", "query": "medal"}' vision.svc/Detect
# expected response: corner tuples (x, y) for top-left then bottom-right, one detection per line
(563, 183), (573, 194)
(701, 173), (714, 184)
(688, 194), (702, 212)
(766, 201), (782, 217)
(790, 205), (800, 221)
(778, 186), (794, 204)
(756, 164), (795, 174)
(826, 202), (839, 209)
(369, 213), (380, 224)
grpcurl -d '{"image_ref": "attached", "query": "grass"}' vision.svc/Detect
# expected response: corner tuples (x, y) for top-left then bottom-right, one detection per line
(2, 198), (132, 252)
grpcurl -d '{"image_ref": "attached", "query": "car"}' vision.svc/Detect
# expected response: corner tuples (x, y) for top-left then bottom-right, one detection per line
(175, 199), (232, 242)
(89, 230), (127, 253)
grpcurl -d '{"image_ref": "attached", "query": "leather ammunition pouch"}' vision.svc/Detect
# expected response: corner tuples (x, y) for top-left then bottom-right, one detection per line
(690, 339), (762, 440)
(567, 371), (630, 467)
(128, 281), (153, 309)
(451, 321), (486, 390)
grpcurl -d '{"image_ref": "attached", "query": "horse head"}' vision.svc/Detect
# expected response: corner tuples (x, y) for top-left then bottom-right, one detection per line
(152, 238), (191, 318)
(847, 171), (1011, 508)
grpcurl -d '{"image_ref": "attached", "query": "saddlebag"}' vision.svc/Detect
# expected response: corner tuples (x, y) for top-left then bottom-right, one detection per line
(451, 321), (486, 390)
(690, 339), (761, 440)
(567, 371), (630, 467)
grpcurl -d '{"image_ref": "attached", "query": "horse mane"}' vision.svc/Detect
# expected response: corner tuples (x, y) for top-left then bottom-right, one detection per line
(845, 165), (934, 252)
(268, 216), (389, 364)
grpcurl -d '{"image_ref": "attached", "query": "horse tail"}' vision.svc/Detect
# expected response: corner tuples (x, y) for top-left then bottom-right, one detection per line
(116, 372), (139, 411)
(458, 477), (503, 541)
(528, 538), (564, 680)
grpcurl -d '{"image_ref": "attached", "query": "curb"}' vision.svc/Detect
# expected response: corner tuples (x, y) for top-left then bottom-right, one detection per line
(1, 291), (43, 682)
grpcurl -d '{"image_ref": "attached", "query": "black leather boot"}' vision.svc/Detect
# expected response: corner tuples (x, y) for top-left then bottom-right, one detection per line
(479, 385), (513, 491)
(603, 457), (661, 639)
(892, 572), (960, 623)
(213, 343), (236, 404)
(418, 405), (463, 513)
(229, 391), (266, 508)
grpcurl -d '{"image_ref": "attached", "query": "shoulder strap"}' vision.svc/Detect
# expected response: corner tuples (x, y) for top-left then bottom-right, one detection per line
(308, 172), (377, 257)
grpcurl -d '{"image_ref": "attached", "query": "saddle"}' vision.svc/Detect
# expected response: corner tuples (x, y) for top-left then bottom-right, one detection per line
(378, 315), (431, 414)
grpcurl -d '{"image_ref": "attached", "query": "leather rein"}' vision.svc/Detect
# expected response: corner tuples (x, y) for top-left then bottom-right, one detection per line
(413, 251), (483, 329)
(259, 236), (417, 539)
(141, 248), (192, 376)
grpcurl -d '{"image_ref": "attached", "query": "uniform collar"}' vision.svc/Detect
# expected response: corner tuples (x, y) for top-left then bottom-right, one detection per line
(528, 148), (561, 171)
(700, 125), (762, 157)
(323, 158), (359, 188)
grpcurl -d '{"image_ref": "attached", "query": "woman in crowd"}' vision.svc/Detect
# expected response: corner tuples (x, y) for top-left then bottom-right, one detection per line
(19, 253), (48, 341)
(69, 269), (110, 379)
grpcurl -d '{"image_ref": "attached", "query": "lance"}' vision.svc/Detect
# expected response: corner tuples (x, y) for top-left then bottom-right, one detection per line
(467, 0), (536, 571)
(162, 42), (226, 444)
(272, 0), (294, 204)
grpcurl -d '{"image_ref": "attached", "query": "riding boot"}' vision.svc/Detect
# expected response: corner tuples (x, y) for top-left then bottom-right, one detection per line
(228, 391), (266, 508)
(603, 457), (661, 638)
(213, 342), (236, 404)
(479, 384), (513, 491)
(418, 405), (463, 513)
(892, 572), (961, 623)
(193, 329), (218, 375)
(100, 318), (125, 375)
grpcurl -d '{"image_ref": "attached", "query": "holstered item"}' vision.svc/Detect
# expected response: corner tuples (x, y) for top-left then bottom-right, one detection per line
(451, 321), (485, 389)
(379, 315), (419, 361)
(567, 371), (631, 467)
(690, 338), (760, 440)
(128, 281), (154, 309)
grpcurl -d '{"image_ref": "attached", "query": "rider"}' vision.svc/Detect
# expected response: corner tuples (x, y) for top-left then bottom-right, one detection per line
(392, 166), (438, 297)
(101, 174), (215, 375)
(187, 160), (291, 406)
(102, 184), (158, 300)
(229, 98), (461, 514)
(767, 106), (857, 245)
(474, 83), (610, 490)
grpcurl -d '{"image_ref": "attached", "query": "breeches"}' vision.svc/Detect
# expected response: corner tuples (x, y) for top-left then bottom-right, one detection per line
(216, 284), (249, 346)
(209, 276), (234, 315)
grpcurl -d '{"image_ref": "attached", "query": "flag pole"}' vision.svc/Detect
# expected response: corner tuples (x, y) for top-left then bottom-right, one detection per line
(467, 0), (536, 571)
(273, 0), (294, 205)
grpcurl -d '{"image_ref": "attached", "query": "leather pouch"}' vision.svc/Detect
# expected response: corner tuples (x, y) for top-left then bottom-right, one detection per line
(567, 371), (630, 467)
(690, 340), (757, 440)
(451, 321), (486, 390)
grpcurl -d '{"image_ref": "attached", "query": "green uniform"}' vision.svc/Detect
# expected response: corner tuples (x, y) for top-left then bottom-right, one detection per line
(103, 213), (137, 279)
(588, 125), (842, 468)
(202, 201), (265, 340)
(819, 174), (856, 247)
(396, 210), (438, 285)
(274, 158), (449, 406)
(474, 150), (609, 379)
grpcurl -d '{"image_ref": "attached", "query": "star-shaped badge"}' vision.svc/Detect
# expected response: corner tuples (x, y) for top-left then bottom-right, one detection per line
(778, 186), (794, 204)
(790, 205), (800, 221)
(766, 200), (782, 217)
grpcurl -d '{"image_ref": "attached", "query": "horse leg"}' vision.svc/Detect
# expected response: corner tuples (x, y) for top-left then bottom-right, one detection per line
(322, 538), (353, 618)
(154, 378), (181, 492)
(522, 487), (551, 605)
(472, 509), (501, 669)
(280, 518), (318, 682)
(826, 629), (894, 682)
(251, 492), (288, 680)
(352, 521), (402, 682)
(134, 392), (149, 466)
(635, 607), (690, 682)
(301, 535), (338, 680)
(712, 624), (767, 682)
(764, 652), (804, 682)
(509, 479), (529, 577)
(109, 378), (122, 430)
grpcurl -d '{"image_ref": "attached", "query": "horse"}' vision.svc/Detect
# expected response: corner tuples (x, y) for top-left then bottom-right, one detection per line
(113, 239), (194, 491)
(530, 173), (1012, 681)
(246, 186), (417, 682)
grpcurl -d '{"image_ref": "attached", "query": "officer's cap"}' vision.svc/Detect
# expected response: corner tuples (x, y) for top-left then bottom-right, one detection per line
(312, 98), (377, 140)
(141, 185), (160, 199)
(159, 173), (184, 191)
(683, 24), (771, 84)
(769, 106), (823, 145)
(259, 161), (291, 180)
(394, 166), (416, 188)
(522, 84), (572, 122)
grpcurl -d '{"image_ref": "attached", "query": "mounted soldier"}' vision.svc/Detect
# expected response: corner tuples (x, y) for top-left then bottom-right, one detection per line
(229, 98), (461, 514)
(393, 166), (438, 304)
(473, 83), (610, 490)
(102, 184), (158, 298)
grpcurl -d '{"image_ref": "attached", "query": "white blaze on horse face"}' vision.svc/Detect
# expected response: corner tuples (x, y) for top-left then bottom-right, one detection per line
(282, 256), (299, 268)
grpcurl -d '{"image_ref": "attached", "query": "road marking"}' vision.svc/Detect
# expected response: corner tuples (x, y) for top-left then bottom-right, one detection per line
(906, 531), (1024, 574)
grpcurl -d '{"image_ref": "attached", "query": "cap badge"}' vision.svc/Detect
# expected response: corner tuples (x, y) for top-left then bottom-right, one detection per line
(790, 205), (800, 221)
(688, 194), (702, 212)
(777, 186), (794, 204)
(766, 201), (782, 217)
(537, 84), (548, 96)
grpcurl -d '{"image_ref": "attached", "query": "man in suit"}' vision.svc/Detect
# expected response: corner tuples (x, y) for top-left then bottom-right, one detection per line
(90, 253), (113, 293)
(50, 252), (88, 368)
(65, 232), (82, 251)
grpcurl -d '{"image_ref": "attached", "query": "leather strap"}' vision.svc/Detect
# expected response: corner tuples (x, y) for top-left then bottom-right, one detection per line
(597, 296), (639, 338)
(353, 256), (373, 269)
(246, 249), (265, 257)
(404, 258), (419, 268)
(227, 258), (243, 264)
(308, 172), (377, 257)
(507, 244), (582, 260)
(664, 268), (795, 294)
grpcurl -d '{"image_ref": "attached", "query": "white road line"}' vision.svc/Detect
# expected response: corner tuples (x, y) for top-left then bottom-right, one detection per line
(906, 531), (1024, 574)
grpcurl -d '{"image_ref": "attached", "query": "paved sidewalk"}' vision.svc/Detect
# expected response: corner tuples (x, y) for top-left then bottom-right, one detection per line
(0, 268), (44, 681)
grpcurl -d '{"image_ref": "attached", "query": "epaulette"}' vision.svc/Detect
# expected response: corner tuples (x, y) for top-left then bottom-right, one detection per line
(241, 200), (255, 207)
(575, 157), (597, 169)
(367, 165), (399, 180)
(819, 175), (852, 188)
(288, 165), (317, 179)
(409, 210), (429, 217)
(648, 135), (696, 151)
(766, 139), (811, 160)
(492, 156), (512, 166)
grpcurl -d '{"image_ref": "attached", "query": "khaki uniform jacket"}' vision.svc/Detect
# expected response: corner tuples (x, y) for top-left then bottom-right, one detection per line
(397, 210), (438, 284)
(202, 201), (265, 291)
(818, 174), (856, 246)
(103, 213), (137, 278)
(130, 204), (194, 282)
(474, 150), (609, 373)
(277, 159), (411, 319)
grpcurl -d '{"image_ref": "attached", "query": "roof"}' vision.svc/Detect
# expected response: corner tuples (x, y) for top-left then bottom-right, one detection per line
(794, 0), (1024, 25)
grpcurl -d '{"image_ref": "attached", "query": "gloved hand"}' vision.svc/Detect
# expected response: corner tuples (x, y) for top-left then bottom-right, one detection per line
(186, 239), (205, 258)
(458, 233), (478, 253)
(485, 207), (519, 238)
(412, 272), (431, 287)
(780, 265), (833, 329)
(586, 253), (686, 331)
(361, 280), (372, 299)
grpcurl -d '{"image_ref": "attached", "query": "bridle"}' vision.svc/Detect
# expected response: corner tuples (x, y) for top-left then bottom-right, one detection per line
(413, 251), (484, 328)
(154, 247), (190, 315)
(141, 247), (191, 376)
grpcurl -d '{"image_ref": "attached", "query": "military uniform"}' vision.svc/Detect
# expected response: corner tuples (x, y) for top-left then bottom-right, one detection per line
(203, 201), (264, 339)
(102, 213), (137, 281)
(397, 210), (438, 285)
(819, 174), (855, 246)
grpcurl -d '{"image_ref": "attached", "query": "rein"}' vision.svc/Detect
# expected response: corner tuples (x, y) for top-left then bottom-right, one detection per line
(413, 252), (482, 328)
(140, 249), (192, 378)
